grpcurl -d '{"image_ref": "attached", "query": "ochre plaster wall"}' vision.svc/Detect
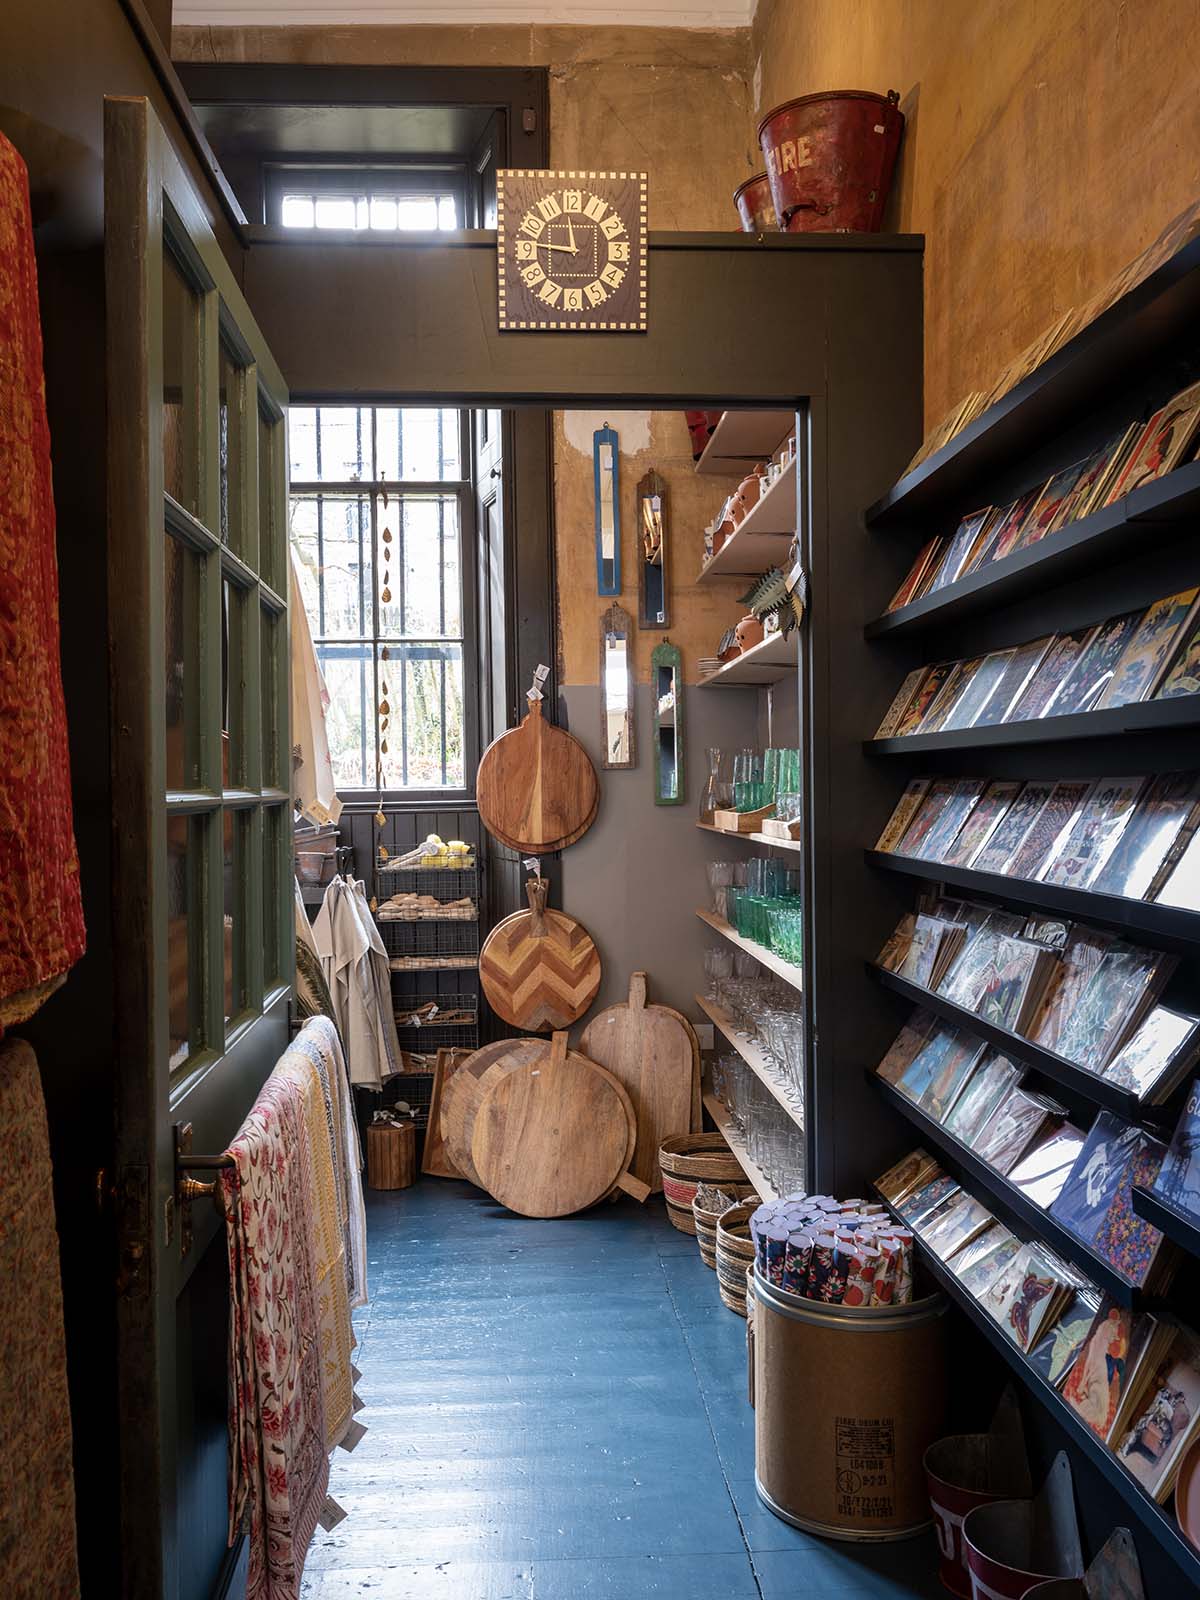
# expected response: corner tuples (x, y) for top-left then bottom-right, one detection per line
(751, 0), (1200, 431)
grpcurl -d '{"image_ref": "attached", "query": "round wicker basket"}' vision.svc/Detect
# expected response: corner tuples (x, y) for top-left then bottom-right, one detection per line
(659, 1134), (748, 1234)
(716, 1201), (758, 1314)
(692, 1185), (759, 1268)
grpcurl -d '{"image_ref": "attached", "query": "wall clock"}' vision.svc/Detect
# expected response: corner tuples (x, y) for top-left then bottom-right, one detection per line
(496, 169), (648, 332)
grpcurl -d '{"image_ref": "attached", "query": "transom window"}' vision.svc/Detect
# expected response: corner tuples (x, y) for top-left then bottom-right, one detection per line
(271, 166), (461, 231)
(289, 406), (469, 791)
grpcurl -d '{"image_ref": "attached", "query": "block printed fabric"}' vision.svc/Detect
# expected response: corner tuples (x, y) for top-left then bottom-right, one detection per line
(0, 132), (86, 1025)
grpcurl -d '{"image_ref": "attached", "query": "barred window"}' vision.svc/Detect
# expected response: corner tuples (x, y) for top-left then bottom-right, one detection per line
(289, 405), (469, 790)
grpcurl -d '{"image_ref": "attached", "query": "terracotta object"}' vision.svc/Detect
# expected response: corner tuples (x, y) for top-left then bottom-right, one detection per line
(733, 172), (779, 233)
(730, 471), (763, 524)
(758, 89), (905, 234)
(734, 615), (764, 651)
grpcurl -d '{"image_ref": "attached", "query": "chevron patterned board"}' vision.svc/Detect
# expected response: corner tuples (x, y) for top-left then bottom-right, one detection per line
(479, 905), (601, 1032)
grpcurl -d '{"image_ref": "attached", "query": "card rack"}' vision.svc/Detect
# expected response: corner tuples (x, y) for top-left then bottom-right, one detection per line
(856, 237), (1200, 1593)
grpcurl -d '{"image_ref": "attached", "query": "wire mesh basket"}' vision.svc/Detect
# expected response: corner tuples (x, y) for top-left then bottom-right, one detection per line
(379, 917), (480, 960)
(394, 992), (480, 1051)
(381, 1071), (437, 1125)
(375, 864), (480, 906)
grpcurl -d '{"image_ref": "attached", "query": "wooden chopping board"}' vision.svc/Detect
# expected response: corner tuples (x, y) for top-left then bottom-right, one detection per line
(421, 1048), (474, 1179)
(471, 1033), (642, 1217)
(440, 1038), (544, 1187)
(480, 877), (601, 1032)
(476, 695), (600, 853)
(578, 972), (697, 1192)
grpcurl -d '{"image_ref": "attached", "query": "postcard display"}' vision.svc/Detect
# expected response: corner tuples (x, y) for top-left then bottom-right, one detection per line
(853, 232), (1200, 1593)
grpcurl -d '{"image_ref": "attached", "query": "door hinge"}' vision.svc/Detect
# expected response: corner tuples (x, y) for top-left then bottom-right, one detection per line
(115, 1163), (150, 1299)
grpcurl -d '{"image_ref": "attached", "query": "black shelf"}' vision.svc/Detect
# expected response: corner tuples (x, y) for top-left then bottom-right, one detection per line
(867, 1068), (1142, 1304)
(866, 694), (1200, 756)
(865, 235), (1200, 528)
(865, 848), (1200, 951)
(866, 960), (1144, 1119)
(1132, 1186), (1200, 1260)
(891, 1224), (1200, 1594)
(865, 465), (1200, 640)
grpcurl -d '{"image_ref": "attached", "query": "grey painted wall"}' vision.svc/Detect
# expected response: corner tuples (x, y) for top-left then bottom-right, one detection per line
(558, 680), (771, 1026)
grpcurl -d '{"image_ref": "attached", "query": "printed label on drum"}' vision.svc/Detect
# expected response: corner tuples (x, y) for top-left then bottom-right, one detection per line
(834, 1416), (896, 1519)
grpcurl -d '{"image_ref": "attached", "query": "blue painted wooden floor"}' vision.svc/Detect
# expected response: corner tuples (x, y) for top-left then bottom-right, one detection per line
(303, 1181), (945, 1598)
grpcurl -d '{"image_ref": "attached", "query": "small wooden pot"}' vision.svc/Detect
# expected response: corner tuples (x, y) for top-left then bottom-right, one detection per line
(367, 1121), (416, 1190)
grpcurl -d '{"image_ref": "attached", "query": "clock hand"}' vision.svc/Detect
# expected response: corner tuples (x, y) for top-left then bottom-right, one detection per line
(566, 214), (577, 253)
(535, 239), (580, 255)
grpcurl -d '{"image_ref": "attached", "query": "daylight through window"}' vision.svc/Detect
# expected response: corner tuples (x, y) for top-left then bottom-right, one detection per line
(289, 406), (468, 790)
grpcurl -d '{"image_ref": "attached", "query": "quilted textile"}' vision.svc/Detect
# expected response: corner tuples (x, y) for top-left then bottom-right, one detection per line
(0, 132), (85, 1026)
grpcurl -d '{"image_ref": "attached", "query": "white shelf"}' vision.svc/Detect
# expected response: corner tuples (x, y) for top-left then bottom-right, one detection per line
(695, 993), (804, 1134)
(703, 1091), (778, 1201)
(696, 410), (796, 475)
(698, 629), (797, 688)
(696, 456), (797, 580)
(695, 909), (803, 994)
(696, 821), (803, 853)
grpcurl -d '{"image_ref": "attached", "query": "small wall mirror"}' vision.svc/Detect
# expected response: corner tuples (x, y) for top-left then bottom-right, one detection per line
(599, 603), (636, 769)
(637, 469), (669, 628)
(651, 639), (684, 805)
(593, 423), (621, 596)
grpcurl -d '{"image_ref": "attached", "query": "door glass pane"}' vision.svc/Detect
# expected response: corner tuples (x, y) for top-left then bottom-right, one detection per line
(218, 340), (247, 550)
(168, 814), (201, 1072)
(162, 247), (200, 514)
(261, 604), (281, 788)
(222, 808), (249, 1028)
(258, 404), (282, 593)
(263, 803), (285, 988)
(289, 495), (372, 637)
(222, 578), (247, 787)
(165, 532), (202, 790)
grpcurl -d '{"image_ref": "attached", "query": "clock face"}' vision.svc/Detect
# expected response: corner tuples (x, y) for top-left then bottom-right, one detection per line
(496, 170), (647, 332)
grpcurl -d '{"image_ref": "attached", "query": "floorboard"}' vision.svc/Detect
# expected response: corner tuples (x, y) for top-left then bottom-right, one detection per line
(303, 1181), (943, 1598)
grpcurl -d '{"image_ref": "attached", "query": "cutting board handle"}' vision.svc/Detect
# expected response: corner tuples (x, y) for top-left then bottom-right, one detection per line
(615, 1169), (651, 1204)
(548, 1030), (568, 1071)
(628, 971), (648, 1012)
(525, 875), (550, 936)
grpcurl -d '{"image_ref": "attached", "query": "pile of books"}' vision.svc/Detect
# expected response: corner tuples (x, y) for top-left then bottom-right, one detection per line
(889, 376), (1200, 612)
(876, 1146), (1200, 1505)
(875, 894), (1198, 1104)
(874, 770), (1200, 911)
(874, 587), (1200, 739)
(1153, 1080), (1200, 1222)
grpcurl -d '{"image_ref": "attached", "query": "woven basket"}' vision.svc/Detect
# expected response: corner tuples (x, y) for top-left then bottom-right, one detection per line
(716, 1201), (758, 1314)
(692, 1185), (759, 1268)
(659, 1134), (748, 1234)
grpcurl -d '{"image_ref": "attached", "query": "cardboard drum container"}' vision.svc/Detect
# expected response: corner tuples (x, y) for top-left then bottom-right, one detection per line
(751, 1268), (947, 1540)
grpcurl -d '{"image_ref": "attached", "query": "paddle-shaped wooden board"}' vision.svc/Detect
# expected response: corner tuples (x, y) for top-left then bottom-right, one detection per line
(471, 1033), (638, 1217)
(476, 695), (600, 853)
(440, 1038), (544, 1186)
(578, 971), (697, 1192)
(480, 877), (601, 1032)
(420, 1048), (472, 1179)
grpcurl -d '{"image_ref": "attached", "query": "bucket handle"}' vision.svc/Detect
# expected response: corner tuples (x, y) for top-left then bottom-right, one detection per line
(781, 198), (835, 228)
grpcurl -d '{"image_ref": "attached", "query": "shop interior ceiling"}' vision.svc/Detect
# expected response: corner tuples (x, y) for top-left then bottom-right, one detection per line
(172, 3), (757, 23)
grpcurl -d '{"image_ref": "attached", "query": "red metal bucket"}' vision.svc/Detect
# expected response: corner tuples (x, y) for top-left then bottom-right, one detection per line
(962, 1502), (1080, 1600)
(757, 89), (904, 233)
(924, 1433), (1031, 1599)
(733, 172), (778, 233)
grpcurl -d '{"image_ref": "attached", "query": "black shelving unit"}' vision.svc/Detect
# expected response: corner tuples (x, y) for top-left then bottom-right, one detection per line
(865, 848), (1200, 951)
(865, 694), (1200, 756)
(891, 1222), (1200, 1594)
(867, 961), (1145, 1118)
(864, 234), (1200, 528)
(865, 461), (1200, 640)
(1132, 1186), (1200, 1260)
(868, 1069), (1145, 1305)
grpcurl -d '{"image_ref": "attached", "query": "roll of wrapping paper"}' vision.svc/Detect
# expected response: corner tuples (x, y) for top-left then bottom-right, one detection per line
(842, 1243), (881, 1307)
(804, 1232), (837, 1300)
(886, 1229), (915, 1305)
(871, 1238), (901, 1306)
(782, 1231), (814, 1293)
(761, 1221), (790, 1286)
(826, 1236), (854, 1303)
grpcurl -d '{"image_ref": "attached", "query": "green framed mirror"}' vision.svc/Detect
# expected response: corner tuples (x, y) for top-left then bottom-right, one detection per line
(651, 639), (684, 805)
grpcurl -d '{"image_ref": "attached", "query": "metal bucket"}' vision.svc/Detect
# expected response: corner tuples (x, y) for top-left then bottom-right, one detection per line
(1020, 1584), (1085, 1600)
(751, 1266), (947, 1541)
(963, 1500), (1080, 1600)
(924, 1431), (1031, 1599)
(733, 172), (778, 233)
(757, 90), (904, 234)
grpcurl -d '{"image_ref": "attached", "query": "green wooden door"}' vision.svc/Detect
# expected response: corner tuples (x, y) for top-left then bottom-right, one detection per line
(105, 96), (291, 1600)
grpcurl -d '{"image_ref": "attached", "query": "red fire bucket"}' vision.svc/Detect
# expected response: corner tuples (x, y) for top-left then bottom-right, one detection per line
(757, 89), (904, 233)
(962, 1502), (1080, 1600)
(1020, 1583), (1086, 1599)
(733, 172), (778, 233)
(923, 1434), (1031, 1599)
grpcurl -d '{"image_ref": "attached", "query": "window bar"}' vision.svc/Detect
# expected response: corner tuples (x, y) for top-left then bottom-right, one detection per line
(440, 654), (448, 786)
(316, 495), (326, 637)
(370, 490), (382, 797)
(400, 644), (410, 787)
(438, 492), (446, 635)
(398, 498), (408, 639)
